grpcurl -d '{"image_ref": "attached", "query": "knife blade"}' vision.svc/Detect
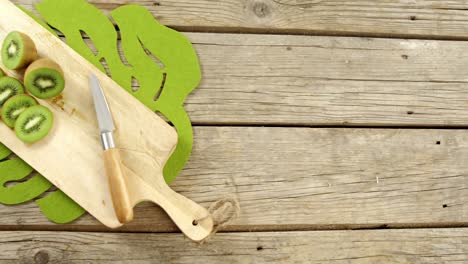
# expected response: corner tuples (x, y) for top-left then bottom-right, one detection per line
(89, 73), (133, 224)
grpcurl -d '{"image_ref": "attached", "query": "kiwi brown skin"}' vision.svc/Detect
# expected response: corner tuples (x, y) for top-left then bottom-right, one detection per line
(3, 32), (37, 70)
(25, 58), (64, 77)
(16, 33), (37, 69)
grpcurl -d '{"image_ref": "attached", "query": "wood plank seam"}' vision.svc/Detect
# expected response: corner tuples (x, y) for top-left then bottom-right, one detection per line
(14, 0), (468, 41)
(1, 128), (467, 233)
(2, 229), (468, 263)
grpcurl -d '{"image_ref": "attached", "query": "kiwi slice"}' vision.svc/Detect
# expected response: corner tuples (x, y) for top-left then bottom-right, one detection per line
(1, 31), (37, 70)
(25, 58), (65, 99)
(15, 105), (53, 143)
(0, 77), (25, 106)
(1, 94), (38, 128)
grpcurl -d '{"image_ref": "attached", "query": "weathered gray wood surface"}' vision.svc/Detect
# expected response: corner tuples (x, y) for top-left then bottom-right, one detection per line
(84, 32), (468, 126)
(11, 1), (468, 126)
(1, 229), (468, 263)
(3, 1), (468, 263)
(16, 0), (468, 39)
(1, 127), (467, 231)
(184, 33), (468, 126)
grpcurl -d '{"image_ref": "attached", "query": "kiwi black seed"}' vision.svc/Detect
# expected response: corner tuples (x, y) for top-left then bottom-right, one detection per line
(1, 31), (37, 70)
(25, 58), (65, 99)
(1, 94), (37, 128)
(0, 76), (25, 106)
(15, 105), (53, 143)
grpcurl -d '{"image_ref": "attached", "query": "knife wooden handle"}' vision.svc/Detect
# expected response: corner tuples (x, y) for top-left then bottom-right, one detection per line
(103, 148), (134, 224)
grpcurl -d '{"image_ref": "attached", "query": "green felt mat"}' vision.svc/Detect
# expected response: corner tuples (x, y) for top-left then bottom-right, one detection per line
(0, 0), (200, 224)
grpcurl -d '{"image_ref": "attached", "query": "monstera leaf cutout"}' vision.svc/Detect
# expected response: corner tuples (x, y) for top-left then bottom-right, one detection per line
(0, 1), (201, 223)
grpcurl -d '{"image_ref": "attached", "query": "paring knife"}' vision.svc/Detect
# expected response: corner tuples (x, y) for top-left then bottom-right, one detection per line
(89, 73), (134, 224)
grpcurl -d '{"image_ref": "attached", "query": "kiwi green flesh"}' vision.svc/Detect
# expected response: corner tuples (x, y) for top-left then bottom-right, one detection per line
(1, 95), (37, 128)
(0, 77), (25, 106)
(25, 68), (64, 99)
(15, 105), (53, 143)
(1, 33), (24, 70)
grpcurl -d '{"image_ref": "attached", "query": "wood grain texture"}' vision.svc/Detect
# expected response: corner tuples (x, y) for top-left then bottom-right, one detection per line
(14, 0), (468, 39)
(5, 7), (468, 126)
(184, 33), (468, 126)
(111, 32), (468, 126)
(1, 229), (468, 263)
(1, 127), (467, 231)
(103, 148), (134, 224)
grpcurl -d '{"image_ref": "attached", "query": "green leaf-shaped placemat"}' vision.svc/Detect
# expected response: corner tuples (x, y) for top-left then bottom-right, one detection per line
(0, 0), (200, 224)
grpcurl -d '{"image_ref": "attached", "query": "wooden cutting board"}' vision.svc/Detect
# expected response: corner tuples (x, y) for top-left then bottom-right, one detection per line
(0, 0), (212, 241)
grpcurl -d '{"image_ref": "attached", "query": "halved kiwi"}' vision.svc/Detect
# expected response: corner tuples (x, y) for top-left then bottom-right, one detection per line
(1, 31), (37, 70)
(15, 105), (53, 143)
(24, 58), (65, 99)
(1, 94), (38, 128)
(0, 76), (25, 106)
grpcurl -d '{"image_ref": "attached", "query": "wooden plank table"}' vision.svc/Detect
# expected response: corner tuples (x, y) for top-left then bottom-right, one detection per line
(2, 0), (468, 263)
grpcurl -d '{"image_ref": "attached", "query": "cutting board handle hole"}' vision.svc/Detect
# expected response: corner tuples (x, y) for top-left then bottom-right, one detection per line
(192, 220), (198, 226)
